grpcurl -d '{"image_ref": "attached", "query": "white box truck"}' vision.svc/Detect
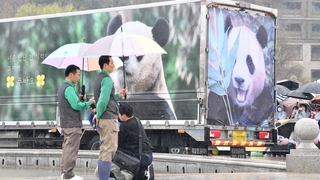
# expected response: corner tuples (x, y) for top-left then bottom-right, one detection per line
(0, 0), (277, 155)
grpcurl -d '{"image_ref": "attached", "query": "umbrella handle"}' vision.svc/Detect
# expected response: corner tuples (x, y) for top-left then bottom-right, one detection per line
(81, 85), (85, 101)
(122, 55), (126, 99)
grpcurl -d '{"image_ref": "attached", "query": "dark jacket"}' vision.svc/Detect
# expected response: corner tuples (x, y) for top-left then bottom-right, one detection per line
(118, 117), (153, 154)
(93, 72), (118, 119)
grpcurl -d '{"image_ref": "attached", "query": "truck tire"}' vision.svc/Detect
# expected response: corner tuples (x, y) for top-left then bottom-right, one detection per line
(87, 135), (100, 150)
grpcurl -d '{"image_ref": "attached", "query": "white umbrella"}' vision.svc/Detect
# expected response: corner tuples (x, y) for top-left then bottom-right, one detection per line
(82, 32), (167, 58)
(82, 32), (167, 98)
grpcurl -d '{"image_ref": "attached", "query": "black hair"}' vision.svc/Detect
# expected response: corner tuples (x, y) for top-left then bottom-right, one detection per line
(99, 55), (111, 69)
(90, 104), (96, 109)
(299, 104), (306, 108)
(299, 104), (308, 112)
(119, 103), (133, 117)
(65, 64), (80, 77)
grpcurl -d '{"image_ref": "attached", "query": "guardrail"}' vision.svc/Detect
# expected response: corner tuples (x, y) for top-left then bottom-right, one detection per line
(0, 149), (286, 173)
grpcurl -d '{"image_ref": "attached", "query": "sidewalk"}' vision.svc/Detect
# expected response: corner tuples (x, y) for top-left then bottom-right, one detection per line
(0, 166), (318, 180)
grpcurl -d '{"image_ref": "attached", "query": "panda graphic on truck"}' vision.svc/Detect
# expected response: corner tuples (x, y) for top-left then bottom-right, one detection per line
(207, 7), (275, 127)
(107, 14), (177, 120)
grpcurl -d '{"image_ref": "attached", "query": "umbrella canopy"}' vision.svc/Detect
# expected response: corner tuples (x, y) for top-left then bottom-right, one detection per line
(276, 79), (299, 91)
(82, 32), (167, 99)
(41, 42), (122, 97)
(276, 94), (288, 103)
(82, 32), (167, 57)
(276, 84), (290, 95)
(280, 98), (311, 117)
(311, 95), (320, 104)
(286, 90), (314, 100)
(296, 82), (320, 94)
(41, 42), (122, 79)
(41, 43), (101, 71)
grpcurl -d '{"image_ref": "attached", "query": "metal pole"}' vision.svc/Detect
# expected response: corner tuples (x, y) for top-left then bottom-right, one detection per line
(121, 27), (126, 99)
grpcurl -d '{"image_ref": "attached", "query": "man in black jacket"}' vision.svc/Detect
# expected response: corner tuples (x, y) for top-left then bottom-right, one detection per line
(118, 103), (154, 180)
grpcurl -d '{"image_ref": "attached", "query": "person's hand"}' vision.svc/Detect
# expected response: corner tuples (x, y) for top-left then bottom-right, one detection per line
(89, 97), (95, 104)
(313, 137), (319, 145)
(119, 88), (128, 98)
(79, 94), (83, 100)
(279, 138), (289, 145)
(93, 115), (99, 128)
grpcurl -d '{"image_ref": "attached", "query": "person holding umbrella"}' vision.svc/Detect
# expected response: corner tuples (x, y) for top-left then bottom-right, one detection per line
(294, 104), (310, 120)
(277, 105), (287, 120)
(58, 65), (95, 180)
(93, 55), (127, 180)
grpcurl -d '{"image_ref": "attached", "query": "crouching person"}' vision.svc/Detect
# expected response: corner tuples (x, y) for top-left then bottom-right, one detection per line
(116, 103), (154, 180)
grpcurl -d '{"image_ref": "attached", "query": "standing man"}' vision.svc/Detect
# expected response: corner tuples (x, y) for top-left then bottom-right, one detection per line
(93, 55), (126, 180)
(58, 65), (95, 180)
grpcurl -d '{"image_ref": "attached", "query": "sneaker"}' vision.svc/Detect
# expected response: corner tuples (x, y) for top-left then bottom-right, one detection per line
(62, 175), (84, 180)
(94, 167), (98, 178)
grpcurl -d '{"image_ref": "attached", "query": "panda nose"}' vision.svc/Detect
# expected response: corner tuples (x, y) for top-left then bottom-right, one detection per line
(119, 56), (129, 62)
(235, 77), (244, 85)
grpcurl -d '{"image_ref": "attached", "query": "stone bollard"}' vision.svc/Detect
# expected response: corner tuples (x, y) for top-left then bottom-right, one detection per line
(286, 118), (320, 173)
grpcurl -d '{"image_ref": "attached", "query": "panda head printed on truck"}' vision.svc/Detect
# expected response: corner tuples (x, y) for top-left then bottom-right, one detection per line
(107, 14), (177, 120)
(225, 16), (268, 107)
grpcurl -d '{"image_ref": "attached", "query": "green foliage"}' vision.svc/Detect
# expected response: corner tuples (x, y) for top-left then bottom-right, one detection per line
(1, 1), (200, 121)
(15, 2), (76, 17)
(1, 8), (110, 121)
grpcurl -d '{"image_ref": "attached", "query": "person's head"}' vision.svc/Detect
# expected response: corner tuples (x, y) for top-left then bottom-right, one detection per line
(299, 104), (307, 112)
(99, 55), (115, 73)
(65, 65), (81, 83)
(291, 106), (299, 115)
(89, 103), (96, 113)
(118, 103), (133, 121)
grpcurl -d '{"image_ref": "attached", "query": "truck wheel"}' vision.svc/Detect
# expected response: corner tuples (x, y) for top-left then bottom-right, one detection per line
(87, 135), (100, 150)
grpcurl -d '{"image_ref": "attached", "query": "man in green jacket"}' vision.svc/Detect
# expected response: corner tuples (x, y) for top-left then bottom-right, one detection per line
(58, 64), (95, 180)
(93, 55), (126, 180)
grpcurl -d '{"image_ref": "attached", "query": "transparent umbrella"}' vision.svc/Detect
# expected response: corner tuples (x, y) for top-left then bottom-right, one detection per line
(41, 43), (122, 97)
(82, 32), (167, 98)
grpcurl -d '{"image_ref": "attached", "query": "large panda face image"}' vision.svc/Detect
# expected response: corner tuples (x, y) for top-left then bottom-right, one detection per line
(107, 14), (170, 93)
(113, 22), (163, 91)
(106, 14), (177, 120)
(228, 25), (268, 107)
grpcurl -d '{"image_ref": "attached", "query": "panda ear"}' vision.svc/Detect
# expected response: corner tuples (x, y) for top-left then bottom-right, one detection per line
(256, 26), (268, 48)
(152, 17), (170, 47)
(107, 14), (123, 36)
(225, 16), (233, 34)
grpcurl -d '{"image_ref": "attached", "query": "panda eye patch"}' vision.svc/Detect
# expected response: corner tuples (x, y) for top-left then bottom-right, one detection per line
(246, 55), (255, 75)
(119, 56), (129, 61)
(137, 55), (144, 62)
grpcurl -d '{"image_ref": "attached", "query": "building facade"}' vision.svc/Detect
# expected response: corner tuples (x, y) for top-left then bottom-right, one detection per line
(243, 0), (320, 82)
(277, 0), (320, 82)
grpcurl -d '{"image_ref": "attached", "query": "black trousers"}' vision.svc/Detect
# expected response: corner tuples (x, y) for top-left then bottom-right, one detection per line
(133, 165), (148, 180)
